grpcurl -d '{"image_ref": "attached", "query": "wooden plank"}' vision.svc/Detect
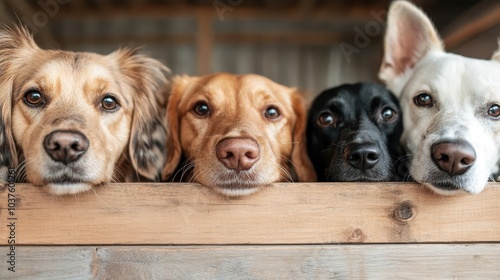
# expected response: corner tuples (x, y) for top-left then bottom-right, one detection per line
(0, 246), (95, 279)
(216, 32), (341, 45)
(54, 5), (377, 22)
(443, 1), (500, 48)
(196, 9), (214, 75)
(2, 244), (500, 279)
(2, 182), (500, 245)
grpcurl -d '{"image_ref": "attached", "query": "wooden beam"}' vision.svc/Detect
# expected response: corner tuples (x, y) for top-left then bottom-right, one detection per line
(4, 245), (500, 279)
(215, 32), (341, 45)
(443, 0), (500, 48)
(57, 34), (194, 48)
(0, 1), (13, 23)
(6, 0), (58, 47)
(2, 182), (500, 245)
(53, 5), (376, 22)
(196, 9), (214, 75)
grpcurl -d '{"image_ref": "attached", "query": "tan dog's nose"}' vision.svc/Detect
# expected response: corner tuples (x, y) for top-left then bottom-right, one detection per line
(216, 138), (260, 173)
(431, 142), (476, 176)
(44, 130), (89, 165)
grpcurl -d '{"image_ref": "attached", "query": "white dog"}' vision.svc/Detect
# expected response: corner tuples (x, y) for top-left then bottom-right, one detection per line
(379, 1), (500, 195)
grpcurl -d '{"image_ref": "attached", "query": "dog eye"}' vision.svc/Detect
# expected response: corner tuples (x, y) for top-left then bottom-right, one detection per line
(317, 113), (336, 127)
(264, 106), (280, 120)
(488, 104), (500, 119)
(193, 102), (210, 116)
(414, 93), (433, 107)
(23, 90), (45, 107)
(381, 107), (397, 122)
(101, 96), (120, 111)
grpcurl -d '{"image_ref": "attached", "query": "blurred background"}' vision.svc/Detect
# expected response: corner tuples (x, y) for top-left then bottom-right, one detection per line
(1, 0), (499, 99)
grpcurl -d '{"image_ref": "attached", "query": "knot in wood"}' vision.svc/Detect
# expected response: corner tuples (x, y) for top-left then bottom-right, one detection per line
(393, 201), (414, 222)
(347, 228), (366, 242)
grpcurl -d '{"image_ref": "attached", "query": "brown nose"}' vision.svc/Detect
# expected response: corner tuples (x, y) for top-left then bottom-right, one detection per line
(431, 141), (476, 176)
(216, 138), (260, 173)
(43, 130), (89, 165)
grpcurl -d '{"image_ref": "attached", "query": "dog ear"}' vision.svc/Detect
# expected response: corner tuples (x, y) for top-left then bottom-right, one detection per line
(379, 0), (444, 91)
(112, 48), (170, 181)
(493, 39), (500, 62)
(290, 91), (317, 182)
(161, 75), (195, 181)
(0, 25), (39, 182)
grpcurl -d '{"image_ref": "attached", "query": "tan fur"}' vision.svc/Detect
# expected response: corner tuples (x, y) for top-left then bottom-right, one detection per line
(162, 73), (316, 196)
(0, 25), (169, 194)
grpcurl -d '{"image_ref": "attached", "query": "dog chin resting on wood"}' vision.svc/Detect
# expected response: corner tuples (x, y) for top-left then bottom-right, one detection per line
(306, 82), (406, 182)
(161, 73), (316, 197)
(379, 1), (500, 194)
(0, 25), (169, 195)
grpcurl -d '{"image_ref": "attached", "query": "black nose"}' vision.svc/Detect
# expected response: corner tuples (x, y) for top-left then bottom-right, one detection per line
(43, 130), (89, 165)
(343, 143), (381, 171)
(431, 141), (476, 176)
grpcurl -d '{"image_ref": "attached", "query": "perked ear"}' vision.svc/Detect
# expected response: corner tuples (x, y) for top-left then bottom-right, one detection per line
(112, 48), (170, 181)
(161, 75), (196, 181)
(492, 39), (500, 62)
(0, 25), (39, 183)
(290, 91), (317, 182)
(379, 0), (444, 92)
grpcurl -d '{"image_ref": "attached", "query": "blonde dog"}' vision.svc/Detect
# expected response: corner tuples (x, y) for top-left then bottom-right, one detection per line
(162, 73), (316, 196)
(0, 25), (169, 194)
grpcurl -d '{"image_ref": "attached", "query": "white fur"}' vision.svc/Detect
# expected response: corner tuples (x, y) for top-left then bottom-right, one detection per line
(48, 183), (93, 195)
(380, 1), (500, 194)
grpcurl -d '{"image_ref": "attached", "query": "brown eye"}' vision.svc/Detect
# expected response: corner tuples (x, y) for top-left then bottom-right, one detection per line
(193, 102), (210, 116)
(414, 93), (433, 107)
(381, 107), (397, 122)
(101, 96), (119, 111)
(317, 112), (336, 127)
(488, 104), (500, 119)
(23, 90), (45, 107)
(264, 106), (280, 119)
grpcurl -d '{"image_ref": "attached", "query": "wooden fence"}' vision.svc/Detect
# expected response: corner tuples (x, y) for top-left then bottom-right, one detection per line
(1, 182), (500, 279)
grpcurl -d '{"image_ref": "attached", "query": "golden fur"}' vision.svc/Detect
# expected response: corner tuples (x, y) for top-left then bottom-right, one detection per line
(0, 25), (169, 194)
(162, 73), (316, 196)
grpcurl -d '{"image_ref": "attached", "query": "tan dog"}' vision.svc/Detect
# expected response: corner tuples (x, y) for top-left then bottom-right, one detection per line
(0, 26), (169, 195)
(162, 73), (316, 196)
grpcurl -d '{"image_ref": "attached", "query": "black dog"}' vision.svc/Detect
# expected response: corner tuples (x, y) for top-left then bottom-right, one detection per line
(306, 82), (406, 182)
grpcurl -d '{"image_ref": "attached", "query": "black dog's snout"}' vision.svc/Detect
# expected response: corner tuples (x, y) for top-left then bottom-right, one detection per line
(44, 130), (89, 165)
(343, 143), (381, 171)
(431, 141), (476, 176)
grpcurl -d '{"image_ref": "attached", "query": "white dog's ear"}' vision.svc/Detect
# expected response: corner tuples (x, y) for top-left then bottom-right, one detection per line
(379, 0), (444, 89)
(492, 39), (500, 62)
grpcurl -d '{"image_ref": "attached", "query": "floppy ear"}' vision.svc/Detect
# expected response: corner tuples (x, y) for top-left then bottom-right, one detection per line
(112, 49), (170, 181)
(161, 75), (195, 181)
(0, 25), (39, 182)
(379, 0), (444, 93)
(492, 39), (500, 62)
(290, 91), (317, 182)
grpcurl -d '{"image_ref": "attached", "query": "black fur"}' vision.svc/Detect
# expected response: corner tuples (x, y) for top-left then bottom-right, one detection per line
(306, 82), (407, 182)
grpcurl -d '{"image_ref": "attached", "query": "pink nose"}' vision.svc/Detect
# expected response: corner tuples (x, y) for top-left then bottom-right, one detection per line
(216, 138), (260, 173)
(431, 141), (476, 176)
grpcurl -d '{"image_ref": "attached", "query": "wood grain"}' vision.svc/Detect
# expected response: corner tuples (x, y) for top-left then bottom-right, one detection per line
(2, 245), (500, 279)
(1, 183), (500, 245)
